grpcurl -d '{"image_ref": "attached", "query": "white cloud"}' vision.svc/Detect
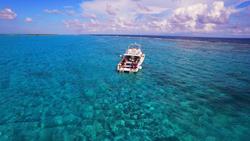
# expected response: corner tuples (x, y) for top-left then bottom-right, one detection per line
(77, 0), (170, 33)
(106, 4), (119, 16)
(64, 19), (84, 29)
(203, 23), (216, 32)
(136, 3), (168, 14)
(25, 17), (32, 23)
(230, 25), (250, 35)
(82, 13), (97, 19)
(0, 8), (17, 20)
(168, 1), (236, 32)
(64, 19), (101, 33)
(44, 9), (62, 14)
(199, 1), (235, 24)
(44, 8), (77, 16)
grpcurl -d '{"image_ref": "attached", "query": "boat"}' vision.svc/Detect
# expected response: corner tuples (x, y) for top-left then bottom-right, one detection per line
(117, 43), (145, 73)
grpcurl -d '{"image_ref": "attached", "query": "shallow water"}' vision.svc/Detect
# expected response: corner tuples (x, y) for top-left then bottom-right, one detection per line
(0, 35), (249, 141)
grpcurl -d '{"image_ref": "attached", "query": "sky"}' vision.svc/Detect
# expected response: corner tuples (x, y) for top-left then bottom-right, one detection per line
(0, 0), (250, 37)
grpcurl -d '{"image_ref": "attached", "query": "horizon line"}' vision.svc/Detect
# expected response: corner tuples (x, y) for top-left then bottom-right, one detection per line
(0, 33), (250, 39)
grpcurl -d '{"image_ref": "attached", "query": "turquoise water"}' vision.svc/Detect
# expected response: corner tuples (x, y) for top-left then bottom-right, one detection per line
(0, 35), (250, 141)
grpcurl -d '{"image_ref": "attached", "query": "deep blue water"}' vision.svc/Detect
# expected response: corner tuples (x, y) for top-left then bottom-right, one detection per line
(0, 35), (250, 141)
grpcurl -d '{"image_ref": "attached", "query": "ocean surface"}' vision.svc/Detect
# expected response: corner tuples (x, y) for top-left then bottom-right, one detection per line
(0, 35), (249, 141)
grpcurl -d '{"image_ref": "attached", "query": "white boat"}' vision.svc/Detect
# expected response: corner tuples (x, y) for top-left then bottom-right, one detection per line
(117, 43), (145, 73)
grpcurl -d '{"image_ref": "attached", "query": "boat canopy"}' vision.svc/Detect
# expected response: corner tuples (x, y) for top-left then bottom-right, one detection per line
(129, 43), (141, 48)
(124, 43), (142, 57)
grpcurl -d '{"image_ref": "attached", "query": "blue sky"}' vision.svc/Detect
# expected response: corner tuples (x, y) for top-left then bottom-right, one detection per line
(0, 0), (249, 37)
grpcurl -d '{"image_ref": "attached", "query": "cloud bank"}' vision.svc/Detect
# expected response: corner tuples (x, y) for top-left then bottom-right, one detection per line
(63, 0), (248, 35)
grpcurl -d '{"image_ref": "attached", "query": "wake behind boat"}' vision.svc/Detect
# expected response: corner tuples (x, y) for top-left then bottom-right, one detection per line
(117, 43), (145, 73)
